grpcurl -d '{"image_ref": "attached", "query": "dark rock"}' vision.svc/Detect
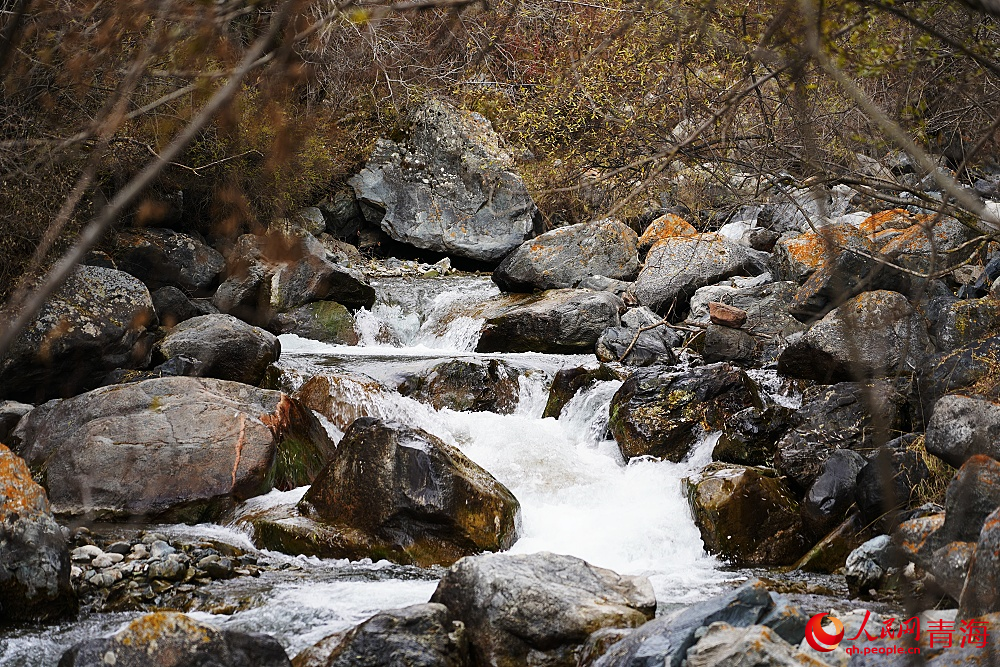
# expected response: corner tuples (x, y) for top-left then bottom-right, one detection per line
(12, 377), (335, 521)
(759, 593), (808, 646)
(57, 611), (291, 667)
(578, 275), (633, 296)
(151, 286), (218, 328)
(430, 551), (655, 667)
(788, 234), (881, 321)
(270, 301), (359, 345)
(476, 289), (623, 354)
(292, 603), (468, 667)
(317, 187), (366, 242)
(609, 363), (761, 462)
(960, 507), (1000, 617)
(0, 266), (155, 403)
(299, 418), (520, 566)
(398, 359), (520, 414)
(925, 541), (975, 603)
(156, 314), (280, 386)
(915, 336), (1000, 425)
(925, 394), (1000, 467)
(0, 401), (32, 444)
(349, 99), (536, 263)
(771, 224), (872, 283)
(844, 535), (892, 596)
(854, 434), (929, 530)
(939, 455), (1000, 543)
(0, 444), (76, 623)
(777, 290), (931, 383)
(684, 463), (811, 566)
(794, 513), (870, 574)
(596, 325), (678, 367)
(713, 404), (796, 467)
(542, 365), (621, 419)
(493, 218), (639, 292)
(748, 228), (780, 252)
(99, 355), (202, 387)
(629, 233), (766, 312)
(929, 297), (1000, 352)
(113, 227), (224, 293)
(894, 513), (947, 567)
(592, 579), (773, 667)
(702, 325), (757, 364)
(773, 381), (908, 492)
(803, 449), (866, 535)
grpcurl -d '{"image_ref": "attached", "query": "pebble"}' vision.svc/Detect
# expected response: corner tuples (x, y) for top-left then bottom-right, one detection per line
(149, 540), (175, 559)
(91, 553), (124, 568)
(106, 541), (132, 555)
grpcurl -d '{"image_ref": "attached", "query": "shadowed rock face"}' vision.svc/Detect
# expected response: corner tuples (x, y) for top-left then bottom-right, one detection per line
(11, 377), (334, 522)
(113, 227), (225, 294)
(350, 99), (537, 263)
(155, 313), (280, 386)
(0, 266), (156, 403)
(0, 444), (76, 623)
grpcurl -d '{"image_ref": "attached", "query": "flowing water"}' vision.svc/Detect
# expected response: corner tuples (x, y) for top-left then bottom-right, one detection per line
(1, 275), (771, 665)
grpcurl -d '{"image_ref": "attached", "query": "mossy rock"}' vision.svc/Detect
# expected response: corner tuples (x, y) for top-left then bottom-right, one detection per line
(271, 301), (359, 345)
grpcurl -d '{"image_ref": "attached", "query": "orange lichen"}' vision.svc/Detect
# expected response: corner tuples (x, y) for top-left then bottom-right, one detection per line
(639, 213), (698, 251)
(0, 444), (49, 515)
(117, 612), (214, 647)
(859, 209), (918, 234)
(782, 226), (868, 269)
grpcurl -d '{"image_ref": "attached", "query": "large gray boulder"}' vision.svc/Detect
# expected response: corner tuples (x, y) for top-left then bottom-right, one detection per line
(476, 289), (623, 354)
(430, 551), (656, 667)
(0, 266), (155, 402)
(770, 224), (872, 283)
(398, 358), (520, 414)
(350, 99), (537, 263)
(684, 623), (827, 667)
(113, 227), (225, 293)
(0, 444), (76, 623)
(57, 611), (291, 667)
(630, 234), (766, 311)
(12, 377), (335, 521)
(925, 394), (1000, 467)
(493, 218), (639, 292)
(880, 216), (978, 274)
(156, 314), (279, 386)
(293, 603), (469, 667)
(777, 290), (931, 382)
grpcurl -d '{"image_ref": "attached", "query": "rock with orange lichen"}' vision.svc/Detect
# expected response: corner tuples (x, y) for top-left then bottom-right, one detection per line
(859, 208), (921, 235)
(629, 234), (766, 312)
(0, 443), (76, 623)
(57, 611), (291, 666)
(637, 213), (698, 255)
(788, 231), (881, 321)
(771, 225), (873, 284)
(492, 218), (639, 292)
(960, 507), (1000, 617)
(10, 377), (335, 522)
(777, 290), (931, 382)
(880, 216), (978, 273)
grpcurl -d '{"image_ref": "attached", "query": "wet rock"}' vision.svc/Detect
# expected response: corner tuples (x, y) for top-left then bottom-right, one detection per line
(292, 603), (469, 667)
(777, 290), (931, 382)
(684, 463), (810, 566)
(794, 513), (870, 574)
(156, 314), (279, 386)
(685, 622), (827, 667)
(113, 227), (225, 293)
(0, 401), (32, 443)
(350, 99), (536, 263)
(803, 449), (867, 535)
(771, 225), (872, 283)
(299, 418), (520, 566)
(960, 507), (1000, 617)
(708, 301), (748, 328)
(630, 234), (766, 311)
(713, 404), (796, 467)
(593, 579), (773, 667)
(543, 365), (621, 419)
(929, 297), (1000, 352)
(609, 363), (761, 462)
(292, 371), (388, 433)
(880, 216), (978, 274)
(270, 301), (359, 345)
(476, 289), (623, 354)
(0, 444), (76, 623)
(213, 228), (375, 326)
(398, 359), (520, 414)
(773, 381), (907, 492)
(493, 218), (639, 292)
(57, 611), (291, 666)
(0, 266), (155, 402)
(637, 212), (698, 256)
(845, 535), (892, 596)
(854, 434), (929, 530)
(788, 233), (881, 321)
(596, 325), (679, 366)
(939, 455), (1000, 543)
(12, 377), (335, 521)
(925, 394), (1000, 467)
(430, 551), (655, 667)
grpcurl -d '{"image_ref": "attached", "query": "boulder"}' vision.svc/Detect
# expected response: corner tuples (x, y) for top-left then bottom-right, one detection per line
(939, 455), (1000, 543)
(684, 463), (811, 566)
(57, 611), (291, 667)
(844, 535), (893, 596)
(156, 314), (280, 386)
(771, 225), (872, 283)
(894, 513), (947, 566)
(595, 325), (679, 367)
(629, 234), (766, 311)
(880, 216), (978, 274)
(270, 301), (359, 345)
(794, 513), (871, 574)
(543, 365), (621, 419)
(685, 623), (828, 667)
(592, 579), (774, 667)
(609, 363), (761, 462)
(854, 436), (929, 529)
(493, 218), (639, 292)
(915, 336), (1000, 424)
(925, 394), (1000, 467)
(298, 418), (520, 566)
(929, 297), (1000, 352)
(0, 444), (76, 623)
(773, 381), (907, 492)
(960, 507), (1000, 617)
(713, 404), (796, 467)
(777, 290), (931, 382)
(788, 233), (881, 321)
(150, 286), (218, 328)
(317, 187), (366, 242)
(476, 289), (623, 354)
(924, 541), (975, 603)
(291, 603), (469, 667)
(398, 359), (520, 414)
(803, 449), (867, 535)
(702, 325), (757, 364)
(349, 99), (537, 263)
(0, 401), (32, 444)
(213, 228), (375, 326)
(113, 227), (225, 293)
(637, 212), (698, 256)
(429, 551), (655, 667)
(12, 377), (335, 521)
(0, 266), (155, 402)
